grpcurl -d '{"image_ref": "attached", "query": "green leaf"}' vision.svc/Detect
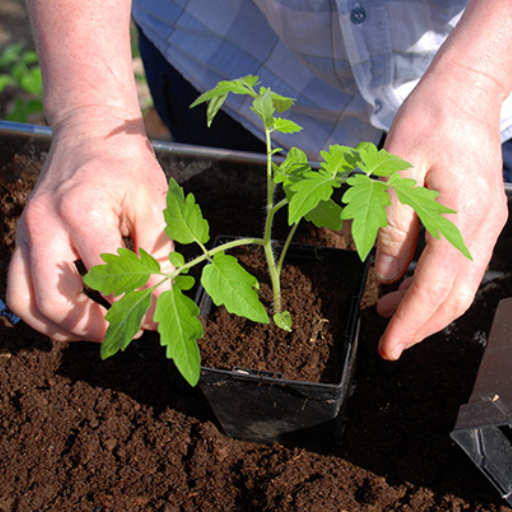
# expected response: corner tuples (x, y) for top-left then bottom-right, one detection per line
(0, 43), (24, 68)
(201, 252), (269, 324)
(20, 50), (39, 66)
(175, 275), (195, 291)
(100, 288), (153, 359)
(358, 143), (412, 177)
(273, 117), (302, 134)
(388, 173), (472, 259)
(84, 247), (160, 296)
(169, 251), (185, 268)
(263, 88), (295, 113)
(275, 147), (310, 184)
(154, 286), (203, 386)
(189, 75), (260, 127)
(190, 75), (259, 109)
(288, 171), (340, 225)
(164, 178), (210, 245)
(305, 199), (343, 230)
(274, 311), (292, 331)
(342, 174), (391, 261)
(250, 88), (275, 127)
(5, 98), (43, 123)
(0, 74), (14, 93)
(205, 93), (227, 127)
(320, 144), (360, 177)
(20, 67), (43, 96)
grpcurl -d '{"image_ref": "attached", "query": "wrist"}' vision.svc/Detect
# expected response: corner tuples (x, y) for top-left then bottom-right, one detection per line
(50, 104), (147, 144)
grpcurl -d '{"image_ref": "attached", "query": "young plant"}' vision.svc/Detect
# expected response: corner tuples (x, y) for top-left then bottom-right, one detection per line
(84, 75), (471, 386)
(0, 43), (44, 123)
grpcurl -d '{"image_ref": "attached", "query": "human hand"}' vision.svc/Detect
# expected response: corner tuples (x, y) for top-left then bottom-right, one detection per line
(6, 112), (173, 342)
(375, 69), (509, 360)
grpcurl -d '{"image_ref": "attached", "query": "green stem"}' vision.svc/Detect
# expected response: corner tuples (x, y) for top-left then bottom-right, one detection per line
(167, 237), (265, 281)
(277, 222), (300, 275)
(262, 125), (283, 314)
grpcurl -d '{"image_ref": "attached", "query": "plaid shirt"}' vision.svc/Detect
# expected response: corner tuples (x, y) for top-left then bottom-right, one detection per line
(132, 0), (512, 157)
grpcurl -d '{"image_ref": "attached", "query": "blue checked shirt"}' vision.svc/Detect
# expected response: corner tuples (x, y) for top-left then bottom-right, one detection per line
(132, 0), (512, 157)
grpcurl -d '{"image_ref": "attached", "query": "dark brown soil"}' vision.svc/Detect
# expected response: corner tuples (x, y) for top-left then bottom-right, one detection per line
(199, 243), (363, 384)
(1, 134), (512, 511)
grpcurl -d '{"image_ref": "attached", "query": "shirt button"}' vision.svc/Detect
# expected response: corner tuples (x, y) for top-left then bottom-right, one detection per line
(350, 5), (367, 24)
(374, 98), (383, 114)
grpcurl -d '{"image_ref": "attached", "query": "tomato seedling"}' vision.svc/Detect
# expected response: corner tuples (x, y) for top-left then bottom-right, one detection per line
(84, 75), (471, 386)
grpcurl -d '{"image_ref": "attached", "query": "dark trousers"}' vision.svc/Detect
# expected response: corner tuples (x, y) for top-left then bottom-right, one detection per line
(137, 28), (265, 153)
(138, 27), (512, 180)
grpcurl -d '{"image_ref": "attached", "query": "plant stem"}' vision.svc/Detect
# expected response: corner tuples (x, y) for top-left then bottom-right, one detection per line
(262, 125), (283, 314)
(168, 237), (265, 280)
(277, 222), (299, 275)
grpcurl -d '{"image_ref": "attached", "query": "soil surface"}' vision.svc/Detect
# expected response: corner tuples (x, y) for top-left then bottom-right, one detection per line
(199, 243), (365, 384)
(1, 135), (512, 511)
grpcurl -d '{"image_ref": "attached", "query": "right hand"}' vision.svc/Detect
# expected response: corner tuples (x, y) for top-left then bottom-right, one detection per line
(7, 111), (173, 342)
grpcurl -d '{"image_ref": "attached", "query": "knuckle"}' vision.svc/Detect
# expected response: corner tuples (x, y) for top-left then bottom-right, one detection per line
(6, 288), (26, 318)
(444, 289), (474, 321)
(35, 293), (67, 323)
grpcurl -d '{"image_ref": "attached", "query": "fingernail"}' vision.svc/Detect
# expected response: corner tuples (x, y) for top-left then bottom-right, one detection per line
(391, 344), (405, 361)
(375, 254), (398, 281)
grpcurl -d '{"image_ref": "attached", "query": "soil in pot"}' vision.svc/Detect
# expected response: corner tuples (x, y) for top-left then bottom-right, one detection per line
(1, 135), (512, 511)
(199, 242), (362, 384)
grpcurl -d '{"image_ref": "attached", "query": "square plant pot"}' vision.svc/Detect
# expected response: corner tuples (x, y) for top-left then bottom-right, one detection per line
(196, 236), (369, 452)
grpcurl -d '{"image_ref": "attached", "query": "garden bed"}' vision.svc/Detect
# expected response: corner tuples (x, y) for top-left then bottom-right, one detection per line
(1, 125), (512, 511)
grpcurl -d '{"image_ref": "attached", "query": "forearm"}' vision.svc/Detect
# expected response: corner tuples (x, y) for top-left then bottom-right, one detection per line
(424, 0), (512, 121)
(26, 0), (142, 134)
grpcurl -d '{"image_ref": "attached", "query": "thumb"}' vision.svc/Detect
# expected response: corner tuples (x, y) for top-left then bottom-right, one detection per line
(374, 187), (420, 284)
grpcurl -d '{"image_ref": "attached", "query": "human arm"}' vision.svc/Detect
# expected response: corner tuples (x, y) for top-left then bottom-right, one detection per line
(6, 0), (172, 341)
(375, 0), (512, 360)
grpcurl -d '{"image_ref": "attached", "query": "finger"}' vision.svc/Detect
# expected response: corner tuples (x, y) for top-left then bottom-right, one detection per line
(131, 196), (174, 330)
(376, 277), (413, 318)
(28, 235), (110, 342)
(7, 247), (82, 341)
(377, 238), (485, 360)
(8, 243), (109, 342)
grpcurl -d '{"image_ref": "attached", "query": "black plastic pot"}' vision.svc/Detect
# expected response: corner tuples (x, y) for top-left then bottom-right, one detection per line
(197, 237), (368, 452)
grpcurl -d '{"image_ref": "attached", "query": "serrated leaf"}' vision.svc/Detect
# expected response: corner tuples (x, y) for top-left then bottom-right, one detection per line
(275, 147), (310, 184)
(273, 117), (302, 134)
(266, 88), (295, 112)
(154, 286), (203, 386)
(84, 247), (160, 296)
(164, 178), (210, 245)
(201, 252), (269, 324)
(305, 199), (343, 230)
(100, 288), (153, 359)
(190, 75), (260, 127)
(250, 88), (275, 127)
(359, 144), (412, 177)
(288, 171), (339, 225)
(342, 174), (391, 260)
(388, 173), (472, 259)
(189, 75), (259, 108)
(320, 144), (360, 177)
